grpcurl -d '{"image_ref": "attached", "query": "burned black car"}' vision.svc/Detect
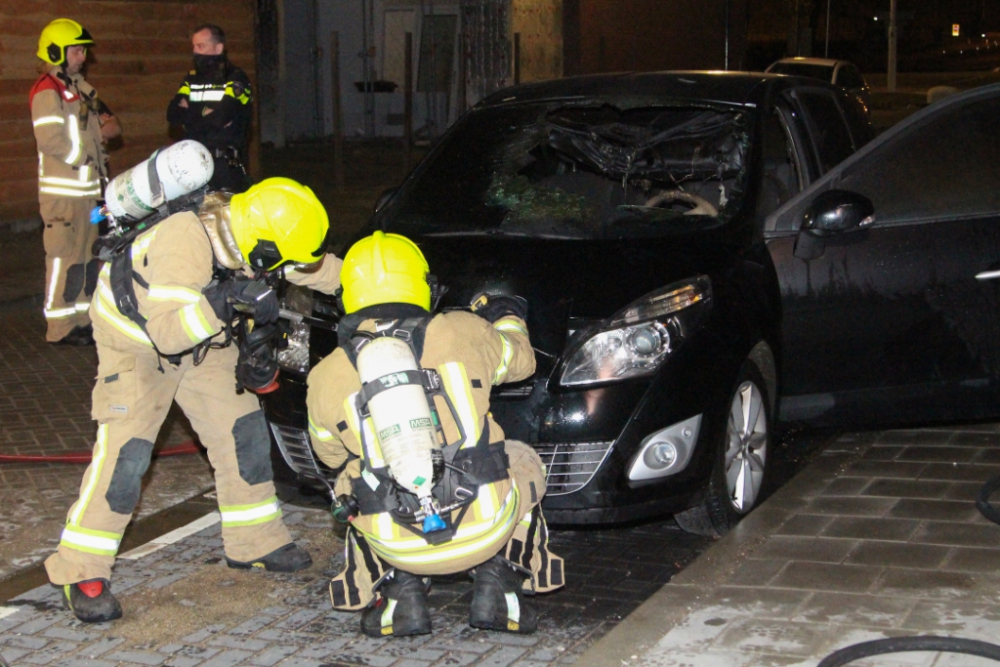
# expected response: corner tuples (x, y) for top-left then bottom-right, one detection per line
(266, 72), (878, 535)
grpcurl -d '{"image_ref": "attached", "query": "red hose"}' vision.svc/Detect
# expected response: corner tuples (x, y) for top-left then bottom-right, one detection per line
(0, 441), (202, 464)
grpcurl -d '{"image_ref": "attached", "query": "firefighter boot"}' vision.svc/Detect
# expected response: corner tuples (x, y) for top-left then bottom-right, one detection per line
(360, 569), (432, 638)
(226, 542), (313, 572)
(62, 579), (123, 623)
(469, 555), (538, 634)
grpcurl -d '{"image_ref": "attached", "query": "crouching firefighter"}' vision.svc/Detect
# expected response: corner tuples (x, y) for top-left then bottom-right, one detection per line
(306, 231), (564, 638)
(45, 177), (345, 623)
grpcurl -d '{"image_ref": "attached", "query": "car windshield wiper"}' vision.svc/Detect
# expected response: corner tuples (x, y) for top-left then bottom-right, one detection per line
(421, 229), (531, 238)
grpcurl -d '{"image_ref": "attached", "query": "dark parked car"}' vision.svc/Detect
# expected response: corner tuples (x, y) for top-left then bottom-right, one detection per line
(766, 57), (872, 107)
(266, 71), (901, 535)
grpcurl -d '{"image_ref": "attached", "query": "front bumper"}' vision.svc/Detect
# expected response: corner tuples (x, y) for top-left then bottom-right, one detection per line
(263, 347), (725, 526)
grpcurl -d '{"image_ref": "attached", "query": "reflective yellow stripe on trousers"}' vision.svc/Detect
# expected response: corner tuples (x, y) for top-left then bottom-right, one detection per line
(59, 425), (124, 556)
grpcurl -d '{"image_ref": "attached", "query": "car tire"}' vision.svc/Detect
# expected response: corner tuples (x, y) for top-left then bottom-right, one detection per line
(674, 358), (772, 537)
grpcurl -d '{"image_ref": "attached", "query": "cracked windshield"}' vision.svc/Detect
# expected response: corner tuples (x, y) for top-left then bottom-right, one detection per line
(379, 101), (750, 239)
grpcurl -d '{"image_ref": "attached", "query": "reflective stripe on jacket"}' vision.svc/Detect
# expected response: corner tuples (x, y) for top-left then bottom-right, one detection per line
(30, 68), (106, 201)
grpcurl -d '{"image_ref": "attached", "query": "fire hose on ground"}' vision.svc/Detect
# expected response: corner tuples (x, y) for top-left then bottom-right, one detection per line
(0, 441), (201, 464)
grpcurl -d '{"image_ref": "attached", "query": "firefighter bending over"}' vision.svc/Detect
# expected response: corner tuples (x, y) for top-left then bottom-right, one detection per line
(306, 231), (564, 638)
(46, 178), (343, 623)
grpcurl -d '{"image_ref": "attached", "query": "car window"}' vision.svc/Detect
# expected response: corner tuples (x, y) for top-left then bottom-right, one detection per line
(378, 102), (753, 240)
(757, 109), (802, 218)
(837, 90), (875, 149)
(793, 89), (856, 174)
(838, 96), (1000, 225)
(837, 65), (864, 89)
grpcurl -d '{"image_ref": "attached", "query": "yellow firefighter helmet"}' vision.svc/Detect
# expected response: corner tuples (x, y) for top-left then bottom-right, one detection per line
(38, 19), (94, 66)
(340, 231), (431, 313)
(229, 177), (330, 272)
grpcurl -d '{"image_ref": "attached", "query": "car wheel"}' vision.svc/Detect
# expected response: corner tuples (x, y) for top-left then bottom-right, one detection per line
(674, 359), (771, 537)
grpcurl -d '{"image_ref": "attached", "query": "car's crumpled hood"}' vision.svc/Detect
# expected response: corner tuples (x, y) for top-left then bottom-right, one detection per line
(416, 234), (724, 359)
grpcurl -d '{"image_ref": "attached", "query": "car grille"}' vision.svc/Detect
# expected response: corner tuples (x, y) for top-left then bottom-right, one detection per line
(535, 441), (615, 496)
(270, 423), (613, 498)
(269, 423), (339, 493)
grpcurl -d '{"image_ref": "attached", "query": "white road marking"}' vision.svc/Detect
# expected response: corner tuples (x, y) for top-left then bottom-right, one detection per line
(118, 511), (221, 560)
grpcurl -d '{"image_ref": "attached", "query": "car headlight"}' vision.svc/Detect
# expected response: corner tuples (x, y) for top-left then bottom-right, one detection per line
(277, 284), (314, 374)
(558, 276), (711, 387)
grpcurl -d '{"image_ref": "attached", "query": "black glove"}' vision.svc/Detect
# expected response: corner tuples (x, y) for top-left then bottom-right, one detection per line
(470, 293), (528, 323)
(204, 279), (279, 324)
(236, 323), (280, 393)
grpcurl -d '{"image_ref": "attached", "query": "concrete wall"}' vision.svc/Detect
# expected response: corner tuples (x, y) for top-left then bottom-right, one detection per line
(0, 0), (255, 228)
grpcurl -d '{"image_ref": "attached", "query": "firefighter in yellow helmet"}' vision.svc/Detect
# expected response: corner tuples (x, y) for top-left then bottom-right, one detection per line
(306, 231), (564, 638)
(45, 177), (343, 623)
(32, 18), (122, 345)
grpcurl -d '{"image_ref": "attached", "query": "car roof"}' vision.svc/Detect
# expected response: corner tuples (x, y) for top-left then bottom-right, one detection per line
(478, 71), (784, 109)
(768, 57), (847, 68)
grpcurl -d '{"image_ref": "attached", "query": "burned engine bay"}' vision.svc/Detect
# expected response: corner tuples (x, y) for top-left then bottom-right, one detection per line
(381, 100), (750, 239)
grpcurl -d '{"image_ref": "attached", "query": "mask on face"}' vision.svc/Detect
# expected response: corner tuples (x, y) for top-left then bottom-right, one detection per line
(193, 53), (226, 77)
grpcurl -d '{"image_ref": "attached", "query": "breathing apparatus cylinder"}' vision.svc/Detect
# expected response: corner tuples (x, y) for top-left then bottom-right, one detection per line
(103, 140), (214, 222)
(356, 336), (446, 533)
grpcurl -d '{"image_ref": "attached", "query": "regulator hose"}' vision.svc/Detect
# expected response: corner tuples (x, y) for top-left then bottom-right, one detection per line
(818, 636), (1000, 666)
(0, 441), (201, 464)
(977, 474), (1000, 525)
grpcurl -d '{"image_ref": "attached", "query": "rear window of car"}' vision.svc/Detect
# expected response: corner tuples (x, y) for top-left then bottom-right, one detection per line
(378, 101), (752, 240)
(836, 65), (865, 89)
(768, 62), (835, 83)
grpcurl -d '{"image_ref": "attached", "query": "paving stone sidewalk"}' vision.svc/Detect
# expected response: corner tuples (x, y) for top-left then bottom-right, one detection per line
(574, 424), (1000, 667)
(0, 501), (710, 667)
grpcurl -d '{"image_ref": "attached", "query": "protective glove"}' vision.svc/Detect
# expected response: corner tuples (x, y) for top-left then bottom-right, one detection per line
(236, 323), (280, 393)
(470, 293), (528, 323)
(204, 279), (279, 325)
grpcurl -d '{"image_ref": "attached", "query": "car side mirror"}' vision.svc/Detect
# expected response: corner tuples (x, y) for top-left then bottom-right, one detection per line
(794, 189), (875, 260)
(801, 189), (875, 236)
(374, 187), (397, 214)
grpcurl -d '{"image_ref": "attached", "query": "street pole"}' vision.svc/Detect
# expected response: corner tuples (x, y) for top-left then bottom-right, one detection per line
(825, 0), (831, 57)
(887, 0), (898, 92)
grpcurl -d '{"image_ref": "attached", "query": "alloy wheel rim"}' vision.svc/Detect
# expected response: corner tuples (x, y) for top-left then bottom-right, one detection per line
(724, 380), (768, 513)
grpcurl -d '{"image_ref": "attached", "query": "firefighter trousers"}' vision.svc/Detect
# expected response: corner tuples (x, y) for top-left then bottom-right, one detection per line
(329, 441), (565, 610)
(45, 344), (292, 585)
(40, 198), (100, 342)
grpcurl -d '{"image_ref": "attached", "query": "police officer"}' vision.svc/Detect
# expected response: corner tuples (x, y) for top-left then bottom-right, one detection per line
(167, 24), (252, 192)
(45, 178), (343, 623)
(306, 232), (563, 638)
(31, 19), (121, 345)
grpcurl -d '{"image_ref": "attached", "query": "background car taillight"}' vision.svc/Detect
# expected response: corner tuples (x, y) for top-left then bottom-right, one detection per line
(558, 276), (712, 387)
(277, 284), (314, 375)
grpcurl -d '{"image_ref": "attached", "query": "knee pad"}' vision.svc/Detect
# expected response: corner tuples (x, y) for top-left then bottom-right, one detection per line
(63, 263), (85, 303)
(232, 410), (273, 485)
(105, 438), (154, 514)
(85, 259), (100, 297)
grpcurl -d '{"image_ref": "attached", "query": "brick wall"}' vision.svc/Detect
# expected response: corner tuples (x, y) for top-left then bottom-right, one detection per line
(0, 0), (256, 228)
(512, 0), (563, 84)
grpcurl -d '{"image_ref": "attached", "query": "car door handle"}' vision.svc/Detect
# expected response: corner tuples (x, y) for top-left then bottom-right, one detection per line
(976, 270), (1000, 281)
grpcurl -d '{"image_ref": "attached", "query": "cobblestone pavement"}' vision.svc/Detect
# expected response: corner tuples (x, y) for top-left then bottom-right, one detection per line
(0, 502), (711, 667)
